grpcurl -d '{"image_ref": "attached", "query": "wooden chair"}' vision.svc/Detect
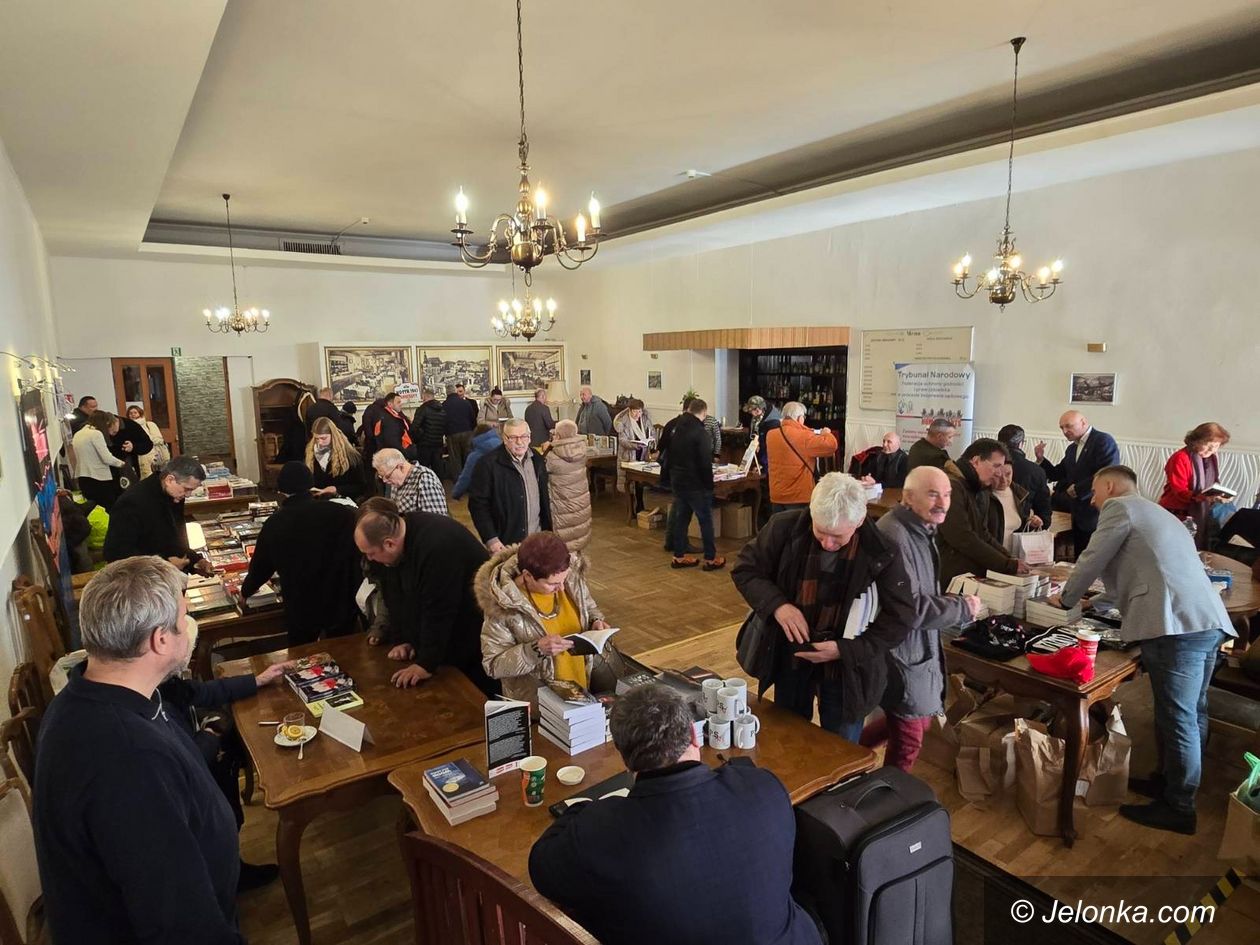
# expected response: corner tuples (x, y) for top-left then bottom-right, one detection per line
(10, 585), (65, 687)
(0, 713), (37, 789)
(6, 664), (48, 788)
(0, 775), (43, 945)
(400, 832), (598, 945)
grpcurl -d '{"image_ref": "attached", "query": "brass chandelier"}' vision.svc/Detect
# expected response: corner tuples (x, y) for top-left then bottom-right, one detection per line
(492, 269), (556, 341)
(451, 0), (601, 285)
(951, 38), (1063, 311)
(204, 194), (271, 334)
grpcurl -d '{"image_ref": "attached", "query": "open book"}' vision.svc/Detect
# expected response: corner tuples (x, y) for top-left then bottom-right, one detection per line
(1202, 483), (1238, 500)
(564, 627), (619, 656)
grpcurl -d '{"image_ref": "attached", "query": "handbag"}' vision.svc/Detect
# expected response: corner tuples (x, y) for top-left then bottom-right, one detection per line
(735, 610), (778, 683)
(778, 427), (820, 483)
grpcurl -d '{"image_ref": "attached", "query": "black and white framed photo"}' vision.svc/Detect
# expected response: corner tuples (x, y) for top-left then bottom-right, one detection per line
(496, 345), (565, 397)
(324, 347), (413, 405)
(647, 371), (663, 390)
(417, 345), (493, 397)
(579, 369), (591, 386)
(1069, 372), (1118, 406)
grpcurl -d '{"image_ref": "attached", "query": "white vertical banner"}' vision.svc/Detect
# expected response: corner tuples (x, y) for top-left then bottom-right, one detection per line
(895, 361), (976, 459)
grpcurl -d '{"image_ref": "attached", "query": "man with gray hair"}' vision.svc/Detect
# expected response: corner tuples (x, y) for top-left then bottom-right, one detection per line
(469, 417), (552, 552)
(529, 684), (822, 945)
(104, 455), (213, 574)
(766, 401), (838, 513)
(371, 447), (449, 515)
(33, 556), (246, 943)
(575, 385), (613, 436)
(906, 418), (957, 472)
(732, 473), (917, 742)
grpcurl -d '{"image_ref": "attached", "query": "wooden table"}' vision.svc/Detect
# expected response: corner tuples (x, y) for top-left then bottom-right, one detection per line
(185, 494), (256, 518)
(389, 692), (876, 888)
(866, 487), (902, 520)
(1211, 553), (1260, 620)
(944, 643), (1142, 847)
(622, 466), (764, 528)
(191, 604), (288, 679)
(220, 634), (487, 945)
(585, 452), (617, 494)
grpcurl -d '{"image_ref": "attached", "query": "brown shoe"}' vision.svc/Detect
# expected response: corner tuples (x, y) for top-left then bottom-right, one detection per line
(671, 556), (700, 569)
(702, 556), (727, 571)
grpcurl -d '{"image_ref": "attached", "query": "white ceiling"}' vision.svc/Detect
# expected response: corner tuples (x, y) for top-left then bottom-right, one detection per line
(2, 0), (1260, 257)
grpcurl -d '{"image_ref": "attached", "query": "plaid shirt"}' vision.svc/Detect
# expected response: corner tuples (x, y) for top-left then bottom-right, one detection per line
(392, 463), (449, 515)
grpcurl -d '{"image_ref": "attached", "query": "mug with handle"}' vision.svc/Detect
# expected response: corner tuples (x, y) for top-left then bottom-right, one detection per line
(714, 687), (741, 724)
(707, 715), (732, 750)
(701, 678), (725, 713)
(734, 713), (761, 750)
(723, 678), (749, 715)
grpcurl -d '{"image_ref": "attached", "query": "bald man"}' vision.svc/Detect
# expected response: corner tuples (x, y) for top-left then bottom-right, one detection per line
(869, 466), (981, 771)
(304, 385), (342, 435)
(1035, 410), (1119, 554)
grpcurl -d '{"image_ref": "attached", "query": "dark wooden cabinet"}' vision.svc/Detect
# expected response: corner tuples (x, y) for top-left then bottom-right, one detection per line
(252, 378), (315, 490)
(737, 345), (847, 433)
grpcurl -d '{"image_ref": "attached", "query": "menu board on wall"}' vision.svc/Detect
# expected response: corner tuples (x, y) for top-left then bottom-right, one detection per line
(859, 326), (974, 411)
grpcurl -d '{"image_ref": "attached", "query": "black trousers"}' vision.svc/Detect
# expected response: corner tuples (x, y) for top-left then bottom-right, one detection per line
(79, 476), (121, 511)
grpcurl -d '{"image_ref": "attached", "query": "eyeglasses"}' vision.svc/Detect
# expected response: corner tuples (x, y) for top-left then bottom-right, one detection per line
(378, 463), (406, 481)
(504, 434), (531, 443)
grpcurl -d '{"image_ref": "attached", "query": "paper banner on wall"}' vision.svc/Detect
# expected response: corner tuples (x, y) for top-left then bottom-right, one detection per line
(394, 382), (421, 411)
(895, 361), (976, 458)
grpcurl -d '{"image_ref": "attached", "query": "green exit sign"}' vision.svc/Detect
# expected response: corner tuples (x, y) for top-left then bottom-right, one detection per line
(171, 347), (182, 356)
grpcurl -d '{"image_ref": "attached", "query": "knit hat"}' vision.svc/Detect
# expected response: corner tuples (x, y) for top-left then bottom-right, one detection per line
(341, 401), (357, 415)
(277, 460), (313, 495)
(1026, 645), (1095, 685)
(743, 395), (767, 412)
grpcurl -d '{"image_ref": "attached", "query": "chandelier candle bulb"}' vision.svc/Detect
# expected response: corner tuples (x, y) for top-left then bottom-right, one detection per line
(455, 188), (469, 226)
(534, 186), (548, 222)
(588, 193), (601, 230)
(575, 213), (587, 244)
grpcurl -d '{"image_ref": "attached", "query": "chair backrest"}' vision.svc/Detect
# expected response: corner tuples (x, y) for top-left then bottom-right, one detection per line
(0, 713), (36, 790)
(0, 777), (40, 945)
(400, 832), (598, 945)
(11, 585), (65, 683)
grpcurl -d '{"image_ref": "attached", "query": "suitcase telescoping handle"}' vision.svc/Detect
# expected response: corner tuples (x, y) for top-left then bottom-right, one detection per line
(825, 775), (893, 808)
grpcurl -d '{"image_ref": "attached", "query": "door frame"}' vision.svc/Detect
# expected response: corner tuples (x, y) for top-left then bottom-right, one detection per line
(111, 357), (180, 455)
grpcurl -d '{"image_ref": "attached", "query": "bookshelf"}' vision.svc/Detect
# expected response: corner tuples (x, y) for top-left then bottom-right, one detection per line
(737, 345), (847, 432)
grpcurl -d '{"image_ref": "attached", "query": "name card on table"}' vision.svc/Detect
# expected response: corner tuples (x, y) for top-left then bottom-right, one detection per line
(320, 704), (375, 752)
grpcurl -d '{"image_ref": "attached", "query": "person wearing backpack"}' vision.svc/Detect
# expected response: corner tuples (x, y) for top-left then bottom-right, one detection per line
(766, 402), (837, 514)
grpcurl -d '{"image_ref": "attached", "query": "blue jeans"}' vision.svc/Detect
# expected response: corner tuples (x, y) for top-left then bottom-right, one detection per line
(771, 666), (864, 743)
(1140, 629), (1226, 813)
(670, 488), (716, 560)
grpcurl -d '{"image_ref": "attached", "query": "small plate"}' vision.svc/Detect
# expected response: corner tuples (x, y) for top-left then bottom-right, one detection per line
(556, 765), (585, 786)
(274, 725), (317, 748)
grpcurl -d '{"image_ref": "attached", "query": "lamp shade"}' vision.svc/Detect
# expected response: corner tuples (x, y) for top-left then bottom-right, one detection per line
(545, 379), (571, 406)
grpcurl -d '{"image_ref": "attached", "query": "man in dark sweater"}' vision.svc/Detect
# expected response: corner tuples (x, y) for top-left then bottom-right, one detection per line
(997, 423), (1052, 525)
(104, 455), (213, 575)
(240, 461), (362, 644)
(906, 418), (957, 472)
(664, 398), (723, 570)
(33, 556), (245, 944)
(443, 383), (480, 473)
(354, 497), (496, 694)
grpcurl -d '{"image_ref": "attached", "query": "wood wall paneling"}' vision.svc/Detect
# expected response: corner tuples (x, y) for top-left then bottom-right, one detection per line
(642, 327), (851, 351)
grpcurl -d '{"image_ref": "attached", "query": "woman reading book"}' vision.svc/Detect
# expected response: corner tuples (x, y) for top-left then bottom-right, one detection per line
(476, 531), (616, 703)
(1158, 421), (1236, 546)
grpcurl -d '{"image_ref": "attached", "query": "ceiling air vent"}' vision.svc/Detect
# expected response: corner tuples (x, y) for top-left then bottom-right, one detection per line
(280, 240), (341, 255)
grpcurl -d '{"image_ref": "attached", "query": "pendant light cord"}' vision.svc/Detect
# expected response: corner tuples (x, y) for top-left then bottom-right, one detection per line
(516, 0), (529, 165)
(1003, 38), (1025, 232)
(223, 193), (241, 314)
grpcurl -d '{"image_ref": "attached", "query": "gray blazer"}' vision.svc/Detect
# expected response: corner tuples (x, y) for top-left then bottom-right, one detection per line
(877, 504), (972, 717)
(1061, 493), (1234, 644)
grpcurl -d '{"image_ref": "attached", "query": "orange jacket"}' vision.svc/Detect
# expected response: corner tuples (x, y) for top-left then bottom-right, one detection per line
(767, 419), (838, 504)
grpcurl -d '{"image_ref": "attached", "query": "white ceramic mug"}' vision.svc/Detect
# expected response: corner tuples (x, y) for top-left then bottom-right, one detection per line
(692, 718), (707, 745)
(733, 713), (761, 750)
(723, 677), (749, 715)
(701, 678), (725, 713)
(714, 686), (741, 724)
(707, 716), (732, 750)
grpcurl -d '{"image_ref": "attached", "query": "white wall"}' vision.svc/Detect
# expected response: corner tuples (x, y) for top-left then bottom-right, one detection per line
(0, 135), (61, 709)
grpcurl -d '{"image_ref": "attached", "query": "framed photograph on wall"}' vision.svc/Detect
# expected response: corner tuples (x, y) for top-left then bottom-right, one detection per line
(416, 345), (493, 397)
(1069, 373), (1118, 406)
(324, 347), (413, 405)
(579, 369), (591, 386)
(496, 345), (565, 397)
(18, 386), (51, 498)
(647, 371), (663, 390)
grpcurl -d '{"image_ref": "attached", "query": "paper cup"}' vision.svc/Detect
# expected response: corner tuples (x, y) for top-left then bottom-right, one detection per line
(1075, 629), (1100, 664)
(520, 755), (548, 807)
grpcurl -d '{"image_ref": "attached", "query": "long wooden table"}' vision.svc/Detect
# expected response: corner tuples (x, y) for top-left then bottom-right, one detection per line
(191, 605), (288, 679)
(220, 634), (487, 945)
(623, 466), (763, 528)
(866, 487), (902, 520)
(389, 691), (876, 888)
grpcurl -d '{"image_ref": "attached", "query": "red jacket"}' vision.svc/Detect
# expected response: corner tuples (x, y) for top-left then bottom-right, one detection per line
(1158, 448), (1213, 514)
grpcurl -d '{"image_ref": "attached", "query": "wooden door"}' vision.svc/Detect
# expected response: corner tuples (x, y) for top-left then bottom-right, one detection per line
(112, 358), (180, 455)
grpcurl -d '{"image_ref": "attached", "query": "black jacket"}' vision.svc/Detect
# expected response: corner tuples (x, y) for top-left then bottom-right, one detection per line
(848, 448), (908, 489)
(1039, 429), (1121, 533)
(412, 400), (447, 449)
(334, 410), (358, 443)
(468, 445), (553, 546)
(907, 437), (950, 472)
(367, 512), (490, 681)
(443, 394), (478, 435)
(359, 397), (388, 455)
(660, 413), (713, 492)
(240, 492), (362, 644)
(304, 398), (342, 435)
(34, 668), (244, 945)
(310, 453), (367, 501)
(938, 462), (1018, 587)
(1008, 446), (1051, 523)
(530, 761), (821, 945)
(731, 511), (918, 722)
(103, 472), (203, 569)
(524, 400), (556, 447)
(374, 408), (413, 457)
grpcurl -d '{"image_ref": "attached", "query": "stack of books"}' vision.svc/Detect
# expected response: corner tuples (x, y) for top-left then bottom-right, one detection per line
(538, 682), (608, 756)
(185, 580), (235, 616)
(1024, 595), (1082, 628)
(947, 574), (1017, 619)
(982, 571), (1050, 619)
(422, 759), (499, 825)
(284, 653), (360, 711)
(241, 580), (279, 609)
(207, 548), (250, 573)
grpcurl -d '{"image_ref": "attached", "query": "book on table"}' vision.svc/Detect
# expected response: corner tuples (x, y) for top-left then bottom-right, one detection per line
(284, 654), (357, 705)
(422, 758), (499, 824)
(537, 722), (607, 757)
(484, 698), (531, 777)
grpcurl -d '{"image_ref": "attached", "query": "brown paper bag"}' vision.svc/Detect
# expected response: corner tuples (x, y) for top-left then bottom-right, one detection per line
(918, 674), (978, 773)
(955, 694), (1019, 803)
(1081, 706), (1131, 807)
(1014, 718), (1063, 836)
(1218, 793), (1260, 869)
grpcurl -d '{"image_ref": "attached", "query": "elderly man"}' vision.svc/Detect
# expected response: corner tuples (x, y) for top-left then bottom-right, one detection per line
(104, 455), (213, 575)
(575, 385), (613, 436)
(523, 386), (556, 447)
(33, 557), (246, 944)
(371, 446), (448, 514)
(848, 431), (908, 489)
(469, 417), (552, 553)
(410, 388), (447, 474)
(1053, 466), (1234, 835)
(354, 497), (494, 692)
(906, 418), (956, 472)
(997, 423), (1052, 525)
(869, 467), (981, 770)
(529, 684), (822, 945)
(1035, 410), (1120, 554)
(732, 473), (917, 742)
(443, 383), (480, 473)
(938, 438), (1027, 587)
(766, 401), (838, 512)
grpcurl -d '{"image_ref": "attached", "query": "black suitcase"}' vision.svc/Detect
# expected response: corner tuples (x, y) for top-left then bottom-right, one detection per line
(793, 766), (953, 945)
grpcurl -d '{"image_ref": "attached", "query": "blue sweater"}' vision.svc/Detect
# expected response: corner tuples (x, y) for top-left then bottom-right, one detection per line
(453, 428), (504, 499)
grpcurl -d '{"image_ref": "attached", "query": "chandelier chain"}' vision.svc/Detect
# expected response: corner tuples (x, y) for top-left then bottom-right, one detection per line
(516, 0), (529, 164)
(223, 194), (241, 315)
(1003, 38), (1023, 233)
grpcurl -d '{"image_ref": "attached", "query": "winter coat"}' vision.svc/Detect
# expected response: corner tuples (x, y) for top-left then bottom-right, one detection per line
(103, 472), (205, 570)
(766, 419), (838, 505)
(1007, 446), (1051, 523)
(660, 413), (712, 493)
(475, 546), (604, 703)
(876, 504), (971, 718)
(454, 427), (505, 500)
(443, 394), (479, 435)
(479, 398), (514, 425)
(545, 433), (592, 551)
(310, 451), (367, 501)
(524, 400), (556, 447)
(304, 398), (342, 435)
(411, 400), (447, 450)
(575, 396), (613, 436)
(612, 407), (655, 490)
(374, 407), (413, 457)
(937, 462), (1019, 588)
(468, 444), (553, 546)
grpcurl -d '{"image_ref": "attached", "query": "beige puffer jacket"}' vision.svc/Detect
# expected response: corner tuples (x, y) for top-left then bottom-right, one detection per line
(545, 434), (592, 551)
(475, 545), (604, 703)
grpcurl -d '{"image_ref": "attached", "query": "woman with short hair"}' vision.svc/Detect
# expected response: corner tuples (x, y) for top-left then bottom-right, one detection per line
(613, 398), (654, 492)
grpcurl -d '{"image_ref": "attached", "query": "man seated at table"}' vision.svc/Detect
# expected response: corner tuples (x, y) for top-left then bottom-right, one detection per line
(104, 455), (214, 575)
(938, 438), (1028, 587)
(848, 431), (908, 489)
(371, 447), (449, 514)
(1052, 465), (1235, 835)
(529, 684), (822, 945)
(354, 497), (497, 694)
(906, 418), (957, 472)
